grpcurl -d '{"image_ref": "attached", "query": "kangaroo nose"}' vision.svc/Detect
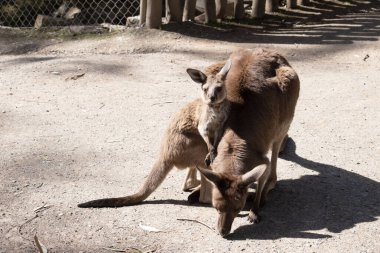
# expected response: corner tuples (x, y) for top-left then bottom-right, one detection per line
(210, 95), (216, 102)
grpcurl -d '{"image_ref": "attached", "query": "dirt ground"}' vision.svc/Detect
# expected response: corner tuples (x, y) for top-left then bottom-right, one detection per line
(1, 1), (379, 253)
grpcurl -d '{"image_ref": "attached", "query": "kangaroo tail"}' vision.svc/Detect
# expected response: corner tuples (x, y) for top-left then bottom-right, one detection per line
(78, 159), (173, 208)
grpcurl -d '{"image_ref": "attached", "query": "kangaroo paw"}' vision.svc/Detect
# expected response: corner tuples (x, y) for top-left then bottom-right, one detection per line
(209, 149), (217, 164)
(248, 210), (260, 224)
(204, 153), (211, 167)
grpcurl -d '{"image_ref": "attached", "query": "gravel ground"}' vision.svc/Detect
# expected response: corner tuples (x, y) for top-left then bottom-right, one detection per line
(0, 2), (379, 252)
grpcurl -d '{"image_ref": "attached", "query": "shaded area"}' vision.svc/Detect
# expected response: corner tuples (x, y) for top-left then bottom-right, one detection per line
(0, 56), (58, 65)
(164, 0), (380, 45)
(81, 137), (380, 241)
(227, 138), (380, 240)
(0, 56), (128, 76)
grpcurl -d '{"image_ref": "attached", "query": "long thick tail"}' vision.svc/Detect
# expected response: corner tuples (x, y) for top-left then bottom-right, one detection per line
(78, 159), (173, 208)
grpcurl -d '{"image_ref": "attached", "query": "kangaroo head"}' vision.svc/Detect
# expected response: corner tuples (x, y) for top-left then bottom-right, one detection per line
(198, 165), (265, 237)
(186, 59), (231, 105)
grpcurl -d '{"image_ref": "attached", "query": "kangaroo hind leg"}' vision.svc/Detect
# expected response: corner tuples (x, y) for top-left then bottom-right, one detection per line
(182, 167), (200, 191)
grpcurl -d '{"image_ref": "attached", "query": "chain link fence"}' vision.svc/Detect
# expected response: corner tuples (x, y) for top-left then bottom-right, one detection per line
(0, 0), (140, 27)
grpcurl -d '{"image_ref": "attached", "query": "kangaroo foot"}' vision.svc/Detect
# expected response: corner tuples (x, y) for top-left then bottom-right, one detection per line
(187, 188), (201, 204)
(204, 150), (217, 167)
(248, 210), (260, 224)
(182, 178), (201, 192)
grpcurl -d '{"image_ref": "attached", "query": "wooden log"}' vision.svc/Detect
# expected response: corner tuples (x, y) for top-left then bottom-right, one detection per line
(34, 15), (74, 29)
(64, 7), (81, 20)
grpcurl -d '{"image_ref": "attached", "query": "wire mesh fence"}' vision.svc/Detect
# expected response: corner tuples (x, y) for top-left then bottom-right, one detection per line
(0, 0), (140, 27)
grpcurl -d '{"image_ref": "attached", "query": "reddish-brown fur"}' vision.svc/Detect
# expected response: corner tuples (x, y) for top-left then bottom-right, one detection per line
(198, 48), (300, 236)
(78, 48), (300, 237)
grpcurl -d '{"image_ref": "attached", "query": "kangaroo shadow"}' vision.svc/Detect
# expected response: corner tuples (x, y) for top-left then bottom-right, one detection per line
(228, 138), (380, 240)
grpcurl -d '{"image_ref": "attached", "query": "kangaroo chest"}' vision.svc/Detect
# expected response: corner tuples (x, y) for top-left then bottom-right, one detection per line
(198, 103), (229, 138)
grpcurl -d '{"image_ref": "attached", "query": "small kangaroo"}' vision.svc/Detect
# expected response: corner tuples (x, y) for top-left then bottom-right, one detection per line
(186, 59), (232, 166)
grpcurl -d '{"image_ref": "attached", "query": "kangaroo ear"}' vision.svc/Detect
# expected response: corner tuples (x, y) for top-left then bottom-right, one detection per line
(217, 58), (232, 80)
(240, 164), (267, 187)
(186, 68), (207, 84)
(197, 167), (228, 190)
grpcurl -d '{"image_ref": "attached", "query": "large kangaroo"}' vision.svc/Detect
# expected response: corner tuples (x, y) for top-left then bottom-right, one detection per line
(78, 48), (300, 238)
(195, 48), (300, 236)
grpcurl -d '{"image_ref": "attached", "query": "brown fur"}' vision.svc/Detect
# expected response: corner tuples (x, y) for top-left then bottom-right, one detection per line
(78, 48), (300, 239)
(187, 60), (231, 166)
(198, 48), (300, 236)
(78, 99), (209, 208)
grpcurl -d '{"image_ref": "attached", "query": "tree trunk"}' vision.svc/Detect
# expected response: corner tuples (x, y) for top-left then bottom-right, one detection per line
(166, 0), (183, 22)
(265, 0), (278, 12)
(286, 0), (296, 9)
(204, 0), (217, 23)
(233, 0), (244, 20)
(251, 0), (265, 18)
(146, 0), (162, 28)
(183, 0), (197, 21)
(140, 0), (147, 26)
(297, 0), (309, 5)
(216, 0), (227, 19)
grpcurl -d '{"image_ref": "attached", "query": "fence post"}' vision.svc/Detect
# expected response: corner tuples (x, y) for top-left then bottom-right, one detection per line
(234, 0), (245, 20)
(204, 0), (217, 23)
(286, 0), (297, 9)
(216, 0), (227, 19)
(146, 0), (162, 28)
(183, 0), (197, 21)
(140, 0), (147, 26)
(251, 0), (265, 18)
(167, 0), (183, 22)
(266, 0), (278, 13)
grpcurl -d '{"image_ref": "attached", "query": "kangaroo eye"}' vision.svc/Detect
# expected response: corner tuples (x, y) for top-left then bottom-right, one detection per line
(203, 87), (208, 92)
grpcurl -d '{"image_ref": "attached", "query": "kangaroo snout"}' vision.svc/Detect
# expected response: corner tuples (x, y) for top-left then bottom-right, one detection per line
(219, 226), (231, 237)
(217, 212), (235, 237)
